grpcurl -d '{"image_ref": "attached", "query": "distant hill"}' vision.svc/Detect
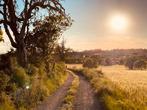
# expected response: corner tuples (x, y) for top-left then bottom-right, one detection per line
(66, 49), (147, 65)
(78, 49), (147, 57)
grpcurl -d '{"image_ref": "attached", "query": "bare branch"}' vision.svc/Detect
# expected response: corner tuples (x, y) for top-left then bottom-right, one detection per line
(26, 1), (65, 19)
(3, 23), (17, 48)
(0, 19), (10, 24)
(6, 0), (19, 36)
(0, 4), (3, 7)
(0, 10), (4, 16)
(2, 1), (17, 48)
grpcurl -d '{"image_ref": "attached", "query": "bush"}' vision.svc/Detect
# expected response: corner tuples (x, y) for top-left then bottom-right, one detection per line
(0, 71), (10, 91)
(125, 57), (137, 69)
(133, 60), (146, 70)
(125, 57), (147, 70)
(27, 64), (39, 75)
(83, 58), (98, 68)
(0, 92), (15, 110)
(12, 66), (29, 87)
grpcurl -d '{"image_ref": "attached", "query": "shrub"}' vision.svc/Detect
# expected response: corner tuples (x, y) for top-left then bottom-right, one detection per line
(125, 57), (147, 70)
(0, 92), (15, 110)
(83, 58), (98, 68)
(12, 66), (29, 87)
(27, 64), (39, 75)
(0, 71), (10, 91)
(133, 60), (147, 70)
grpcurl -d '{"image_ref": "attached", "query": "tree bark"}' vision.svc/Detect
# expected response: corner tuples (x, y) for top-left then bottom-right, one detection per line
(16, 40), (28, 68)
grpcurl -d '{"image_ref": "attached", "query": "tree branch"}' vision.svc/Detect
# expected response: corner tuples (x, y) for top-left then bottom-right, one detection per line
(6, 0), (18, 37)
(0, 10), (4, 16)
(0, 4), (3, 7)
(3, 1), (17, 48)
(3, 23), (17, 48)
(26, 1), (65, 19)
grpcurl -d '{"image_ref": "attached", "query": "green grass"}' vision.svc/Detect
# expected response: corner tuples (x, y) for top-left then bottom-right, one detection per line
(0, 92), (15, 110)
(0, 60), (68, 110)
(73, 68), (147, 110)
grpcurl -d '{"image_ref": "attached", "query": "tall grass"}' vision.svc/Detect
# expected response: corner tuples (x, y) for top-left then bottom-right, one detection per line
(73, 68), (147, 110)
(60, 72), (79, 110)
(0, 57), (68, 110)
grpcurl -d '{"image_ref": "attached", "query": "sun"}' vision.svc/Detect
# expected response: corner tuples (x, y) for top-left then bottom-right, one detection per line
(109, 14), (129, 32)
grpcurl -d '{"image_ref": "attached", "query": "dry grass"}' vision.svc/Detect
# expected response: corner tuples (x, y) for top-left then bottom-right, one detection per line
(99, 65), (147, 109)
(99, 65), (147, 91)
(60, 72), (79, 110)
(69, 64), (147, 110)
(66, 64), (83, 69)
(74, 67), (147, 110)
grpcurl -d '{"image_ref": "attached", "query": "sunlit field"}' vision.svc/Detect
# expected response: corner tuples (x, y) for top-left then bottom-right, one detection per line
(68, 64), (147, 102)
(66, 64), (83, 69)
(99, 65), (147, 108)
(100, 65), (147, 90)
(68, 64), (147, 90)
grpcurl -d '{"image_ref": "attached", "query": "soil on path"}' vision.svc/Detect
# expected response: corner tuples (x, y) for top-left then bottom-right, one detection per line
(35, 74), (74, 110)
(73, 75), (102, 110)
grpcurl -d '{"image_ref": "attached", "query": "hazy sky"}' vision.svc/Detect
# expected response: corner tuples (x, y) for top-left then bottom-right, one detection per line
(1, 0), (147, 53)
(62, 0), (147, 50)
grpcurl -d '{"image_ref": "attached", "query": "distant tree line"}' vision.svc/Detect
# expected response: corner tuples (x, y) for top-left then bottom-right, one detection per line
(125, 57), (147, 70)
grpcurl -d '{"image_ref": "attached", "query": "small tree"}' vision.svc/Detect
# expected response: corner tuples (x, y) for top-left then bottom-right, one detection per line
(133, 60), (146, 70)
(125, 57), (137, 70)
(83, 58), (98, 68)
(103, 58), (112, 66)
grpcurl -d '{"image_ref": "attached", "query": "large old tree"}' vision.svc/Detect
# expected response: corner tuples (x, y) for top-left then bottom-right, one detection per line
(0, 0), (67, 67)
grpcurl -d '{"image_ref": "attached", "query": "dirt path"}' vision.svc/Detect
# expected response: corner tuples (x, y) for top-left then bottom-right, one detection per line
(73, 75), (101, 110)
(35, 74), (74, 110)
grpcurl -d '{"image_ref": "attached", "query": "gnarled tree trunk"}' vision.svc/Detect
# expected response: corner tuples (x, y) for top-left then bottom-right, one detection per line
(16, 39), (27, 68)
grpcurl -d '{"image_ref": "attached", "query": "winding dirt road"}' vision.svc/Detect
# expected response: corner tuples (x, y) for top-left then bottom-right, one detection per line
(35, 74), (74, 110)
(35, 72), (102, 110)
(73, 75), (101, 110)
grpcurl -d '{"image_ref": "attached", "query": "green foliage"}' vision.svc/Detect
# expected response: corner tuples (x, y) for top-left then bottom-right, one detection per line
(27, 64), (39, 75)
(83, 58), (98, 68)
(125, 57), (138, 69)
(12, 66), (29, 87)
(103, 58), (112, 66)
(0, 92), (15, 110)
(12, 62), (68, 109)
(14, 84), (48, 109)
(133, 59), (146, 70)
(125, 57), (147, 70)
(26, 15), (72, 63)
(0, 71), (10, 91)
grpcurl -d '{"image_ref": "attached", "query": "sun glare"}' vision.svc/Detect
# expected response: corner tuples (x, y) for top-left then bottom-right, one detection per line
(109, 14), (129, 32)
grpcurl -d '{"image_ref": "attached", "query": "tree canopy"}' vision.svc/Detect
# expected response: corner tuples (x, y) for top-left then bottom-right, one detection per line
(0, 0), (70, 67)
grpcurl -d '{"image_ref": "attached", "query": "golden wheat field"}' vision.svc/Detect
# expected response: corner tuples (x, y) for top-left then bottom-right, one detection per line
(67, 64), (147, 107)
(100, 65), (147, 90)
(99, 65), (147, 104)
(67, 64), (147, 98)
